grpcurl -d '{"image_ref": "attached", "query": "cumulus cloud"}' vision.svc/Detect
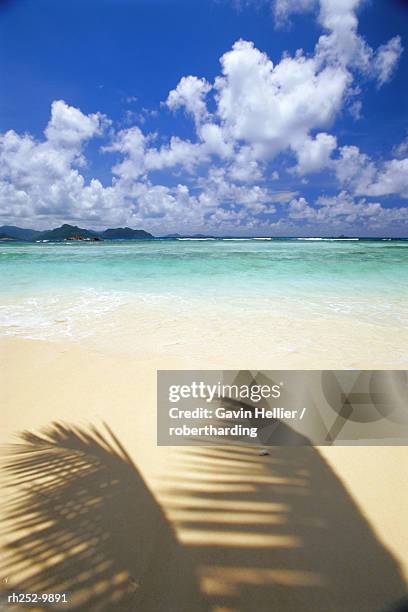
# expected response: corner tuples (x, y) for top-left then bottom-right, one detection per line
(105, 123), (232, 180)
(288, 196), (316, 219)
(334, 146), (408, 199)
(288, 191), (408, 229)
(316, 191), (382, 222)
(198, 123), (233, 158)
(166, 0), (401, 179)
(0, 101), (111, 225)
(292, 132), (337, 174)
(315, 0), (373, 72)
(0, 101), (107, 188)
(363, 159), (408, 199)
(166, 76), (212, 125)
(104, 126), (147, 180)
(45, 100), (106, 148)
(227, 145), (264, 182)
(0, 0), (405, 234)
(274, 0), (403, 86)
(0, 100), (287, 232)
(215, 39), (347, 156)
(333, 145), (376, 192)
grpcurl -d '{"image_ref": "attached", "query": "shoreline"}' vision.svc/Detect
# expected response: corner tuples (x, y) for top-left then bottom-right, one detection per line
(1, 295), (408, 368)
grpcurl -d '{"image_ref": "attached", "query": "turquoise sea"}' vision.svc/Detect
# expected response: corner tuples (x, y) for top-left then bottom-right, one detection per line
(1, 238), (408, 344)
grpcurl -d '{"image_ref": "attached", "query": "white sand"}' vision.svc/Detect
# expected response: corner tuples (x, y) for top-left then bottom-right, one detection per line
(1, 333), (407, 611)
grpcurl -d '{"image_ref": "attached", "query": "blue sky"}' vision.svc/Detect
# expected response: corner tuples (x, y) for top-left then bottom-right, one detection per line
(0, 0), (407, 235)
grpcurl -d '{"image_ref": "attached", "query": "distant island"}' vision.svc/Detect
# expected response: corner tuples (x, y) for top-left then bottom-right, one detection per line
(0, 226), (41, 241)
(102, 227), (153, 240)
(0, 225), (404, 242)
(0, 224), (154, 242)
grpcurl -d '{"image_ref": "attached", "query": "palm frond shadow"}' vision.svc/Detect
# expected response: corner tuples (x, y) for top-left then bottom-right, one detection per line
(0, 422), (206, 611)
(160, 443), (408, 612)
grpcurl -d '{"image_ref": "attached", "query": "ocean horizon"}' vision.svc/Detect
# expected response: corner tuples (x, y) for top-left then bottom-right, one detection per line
(18, 235), (408, 241)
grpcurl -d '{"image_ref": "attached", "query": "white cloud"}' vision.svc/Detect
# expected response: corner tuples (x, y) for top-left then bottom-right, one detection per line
(166, 76), (212, 125)
(0, 101), (107, 189)
(292, 132), (337, 174)
(216, 40), (347, 150)
(333, 145), (376, 192)
(393, 134), (408, 158)
(163, 36), (351, 179)
(273, 0), (316, 25)
(165, 28), (368, 177)
(145, 137), (206, 173)
(288, 191), (408, 229)
(316, 191), (382, 222)
(0, 101), (112, 226)
(45, 100), (106, 148)
(348, 99), (362, 120)
(273, 0), (403, 87)
(373, 36), (403, 87)
(288, 196), (316, 219)
(104, 126), (147, 180)
(0, 100), (281, 232)
(363, 159), (408, 199)
(227, 145), (264, 182)
(315, 0), (372, 71)
(334, 146), (408, 199)
(198, 123), (233, 158)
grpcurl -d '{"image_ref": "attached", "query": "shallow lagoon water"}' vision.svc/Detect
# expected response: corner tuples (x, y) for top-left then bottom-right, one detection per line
(1, 239), (408, 345)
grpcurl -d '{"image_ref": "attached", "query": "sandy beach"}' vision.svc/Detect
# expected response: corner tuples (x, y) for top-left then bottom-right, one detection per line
(1, 334), (407, 611)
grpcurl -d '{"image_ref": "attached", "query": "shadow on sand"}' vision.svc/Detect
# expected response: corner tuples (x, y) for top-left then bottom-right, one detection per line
(1, 422), (407, 611)
(159, 434), (408, 612)
(0, 423), (206, 611)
